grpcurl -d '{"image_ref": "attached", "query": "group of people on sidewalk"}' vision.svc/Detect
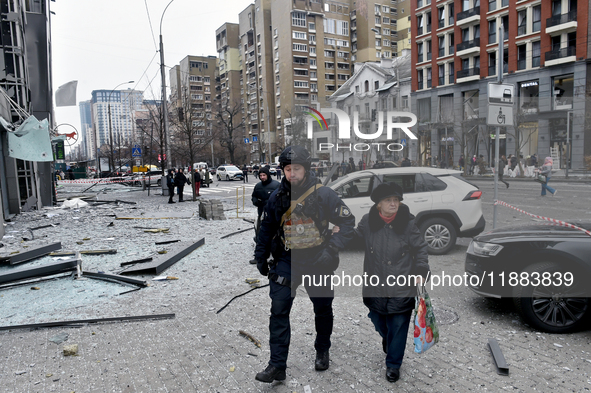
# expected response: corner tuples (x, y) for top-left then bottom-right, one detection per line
(165, 167), (210, 203)
(249, 146), (430, 384)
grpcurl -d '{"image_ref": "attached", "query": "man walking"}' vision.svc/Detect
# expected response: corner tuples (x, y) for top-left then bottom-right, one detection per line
(166, 169), (176, 204)
(174, 168), (189, 202)
(249, 166), (280, 264)
(242, 164), (249, 183)
(254, 146), (355, 383)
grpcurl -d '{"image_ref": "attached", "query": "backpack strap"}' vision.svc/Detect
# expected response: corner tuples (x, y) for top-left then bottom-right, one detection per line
(280, 184), (323, 227)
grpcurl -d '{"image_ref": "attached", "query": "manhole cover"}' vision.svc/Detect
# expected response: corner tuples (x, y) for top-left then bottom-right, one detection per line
(434, 308), (459, 325)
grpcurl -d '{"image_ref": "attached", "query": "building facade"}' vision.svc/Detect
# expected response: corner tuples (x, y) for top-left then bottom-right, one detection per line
(411, 0), (591, 170)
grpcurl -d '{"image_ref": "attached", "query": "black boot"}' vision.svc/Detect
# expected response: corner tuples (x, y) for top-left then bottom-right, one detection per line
(315, 350), (329, 371)
(386, 367), (400, 383)
(255, 365), (286, 383)
(249, 259), (257, 264)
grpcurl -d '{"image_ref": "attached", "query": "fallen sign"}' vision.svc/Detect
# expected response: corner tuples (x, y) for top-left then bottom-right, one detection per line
(116, 212), (193, 220)
(487, 338), (509, 376)
(0, 258), (79, 285)
(0, 313), (175, 331)
(0, 242), (62, 265)
(121, 238), (205, 275)
(50, 249), (117, 256)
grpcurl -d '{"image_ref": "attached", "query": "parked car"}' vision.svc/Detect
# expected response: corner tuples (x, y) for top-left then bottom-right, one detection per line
(132, 170), (163, 187)
(465, 222), (591, 333)
(328, 167), (485, 254)
(372, 160), (399, 169)
(209, 167), (217, 175)
(216, 165), (243, 181)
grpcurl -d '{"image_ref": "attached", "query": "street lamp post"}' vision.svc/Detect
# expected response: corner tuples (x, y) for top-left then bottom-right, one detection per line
(160, 0), (175, 170)
(107, 81), (134, 175)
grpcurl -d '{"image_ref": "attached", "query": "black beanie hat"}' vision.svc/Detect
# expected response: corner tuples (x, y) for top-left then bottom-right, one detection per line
(259, 166), (271, 178)
(370, 182), (404, 203)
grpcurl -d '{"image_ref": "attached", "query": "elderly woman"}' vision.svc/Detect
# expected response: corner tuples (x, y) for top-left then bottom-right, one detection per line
(539, 157), (557, 196)
(355, 182), (430, 383)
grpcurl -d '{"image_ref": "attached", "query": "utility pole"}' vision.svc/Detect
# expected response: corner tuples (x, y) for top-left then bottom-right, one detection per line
(160, 0), (175, 170)
(493, 23), (503, 229)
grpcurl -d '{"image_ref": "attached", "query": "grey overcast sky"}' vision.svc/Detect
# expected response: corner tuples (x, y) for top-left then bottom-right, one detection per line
(51, 0), (251, 144)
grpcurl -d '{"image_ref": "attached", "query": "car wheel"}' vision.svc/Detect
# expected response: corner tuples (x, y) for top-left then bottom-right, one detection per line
(513, 262), (589, 333)
(156, 179), (161, 187)
(226, 175), (230, 181)
(419, 217), (457, 255)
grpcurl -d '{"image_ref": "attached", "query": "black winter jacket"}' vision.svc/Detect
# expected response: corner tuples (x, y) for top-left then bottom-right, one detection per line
(251, 177), (280, 217)
(255, 172), (355, 278)
(174, 172), (189, 187)
(355, 204), (430, 314)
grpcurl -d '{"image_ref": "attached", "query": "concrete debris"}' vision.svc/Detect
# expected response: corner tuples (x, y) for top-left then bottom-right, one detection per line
(62, 344), (78, 356)
(60, 198), (89, 209)
(116, 212), (193, 220)
(15, 370), (26, 375)
(143, 228), (170, 233)
(48, 333), (69, 345)
(199, 200), (226, 220)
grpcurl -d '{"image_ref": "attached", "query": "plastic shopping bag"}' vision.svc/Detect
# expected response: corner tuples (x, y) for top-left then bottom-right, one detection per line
(413, 285), (439, 354)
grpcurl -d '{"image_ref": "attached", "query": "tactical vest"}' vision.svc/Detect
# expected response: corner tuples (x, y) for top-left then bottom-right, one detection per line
(280, 184), (324, 250)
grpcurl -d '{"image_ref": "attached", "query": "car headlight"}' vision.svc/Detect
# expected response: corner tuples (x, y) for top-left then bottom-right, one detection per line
(468, 241), (503, 257)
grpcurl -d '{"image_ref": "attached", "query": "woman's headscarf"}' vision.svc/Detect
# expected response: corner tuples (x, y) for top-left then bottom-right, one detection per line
(544, 157), (553, 166)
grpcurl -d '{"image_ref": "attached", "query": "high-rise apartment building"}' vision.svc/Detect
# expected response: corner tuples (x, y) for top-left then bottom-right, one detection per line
(90, 89), (144, 150)
(396, 0), (411, 55)
(79, 100), (93, 159)
(169, 55), (219, 159)
(411, 0), (591, 170)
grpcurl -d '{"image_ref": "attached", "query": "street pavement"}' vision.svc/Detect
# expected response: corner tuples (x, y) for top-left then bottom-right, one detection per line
(0, 177), (590, 392)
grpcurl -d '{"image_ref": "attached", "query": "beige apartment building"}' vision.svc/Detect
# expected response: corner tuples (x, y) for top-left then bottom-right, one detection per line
(169, 55), (219, 163)
(214, 0), (401, 163)
(396, 0), (411, 55)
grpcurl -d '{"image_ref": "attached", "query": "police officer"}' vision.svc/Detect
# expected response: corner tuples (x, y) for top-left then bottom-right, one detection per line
(249, 166), (280, 264)
(254, 146), (355, 383)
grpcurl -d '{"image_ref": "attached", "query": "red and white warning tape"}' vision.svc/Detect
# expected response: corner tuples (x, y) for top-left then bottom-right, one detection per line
(494, 200), (591, 237)
(57, 178), (135, 185)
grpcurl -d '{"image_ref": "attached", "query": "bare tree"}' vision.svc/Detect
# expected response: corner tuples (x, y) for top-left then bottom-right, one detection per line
(216, 98), (245, 165)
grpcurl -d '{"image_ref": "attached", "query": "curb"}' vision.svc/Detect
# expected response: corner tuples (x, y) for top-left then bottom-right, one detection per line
(463, 176), (591, 183)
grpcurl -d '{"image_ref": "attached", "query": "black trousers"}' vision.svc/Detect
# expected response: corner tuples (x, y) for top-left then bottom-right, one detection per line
(168, 186), (175, 202)
(268, 277), (334, 370)
(177, 185), (184, 201)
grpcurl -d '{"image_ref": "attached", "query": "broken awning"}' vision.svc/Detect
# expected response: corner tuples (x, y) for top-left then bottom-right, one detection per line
(3, 115), (54, 162)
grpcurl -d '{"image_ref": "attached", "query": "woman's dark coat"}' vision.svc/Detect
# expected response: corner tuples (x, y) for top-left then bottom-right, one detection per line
(355, 203), (430, 314)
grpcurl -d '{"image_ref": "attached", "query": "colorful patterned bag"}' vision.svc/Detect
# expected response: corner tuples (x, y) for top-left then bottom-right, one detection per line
(413, 285), (439, 354)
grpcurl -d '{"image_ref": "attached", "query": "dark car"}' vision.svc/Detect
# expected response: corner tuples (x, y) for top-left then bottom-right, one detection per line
(465, 222), (591, 333)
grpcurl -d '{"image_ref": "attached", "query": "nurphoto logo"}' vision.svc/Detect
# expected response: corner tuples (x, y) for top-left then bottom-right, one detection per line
(305, 107), (419, 152)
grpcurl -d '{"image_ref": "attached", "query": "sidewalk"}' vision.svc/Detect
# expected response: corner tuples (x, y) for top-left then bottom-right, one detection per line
(464, 168), (591, 183)
(0, 184), (590, 392)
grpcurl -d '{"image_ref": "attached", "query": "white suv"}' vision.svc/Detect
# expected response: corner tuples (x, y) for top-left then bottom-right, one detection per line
(328, 167), (485, 255)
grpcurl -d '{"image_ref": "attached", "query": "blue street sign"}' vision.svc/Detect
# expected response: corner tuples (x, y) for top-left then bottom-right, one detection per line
(132, 147), (142, 157)
(244, 138), (249, 144)
(401, 138), (407, 146)
(253, 136), (258, 142)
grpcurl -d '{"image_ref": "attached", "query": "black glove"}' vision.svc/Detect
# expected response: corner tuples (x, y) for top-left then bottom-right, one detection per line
(257, 259), (269, 276)
(315, 245), (339, 271)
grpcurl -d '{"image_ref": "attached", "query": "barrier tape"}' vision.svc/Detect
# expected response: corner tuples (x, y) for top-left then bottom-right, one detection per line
(494, 200), (591, 237)
(57, 178), (139, 185)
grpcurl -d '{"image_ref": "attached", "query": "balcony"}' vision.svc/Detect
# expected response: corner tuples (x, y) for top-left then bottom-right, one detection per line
(456, 67), (480, 82)
(545, 46), (576, 66)
(457, 7), (480, 26)
(546, 11), (577, 34)
(456, 38), (480, 57)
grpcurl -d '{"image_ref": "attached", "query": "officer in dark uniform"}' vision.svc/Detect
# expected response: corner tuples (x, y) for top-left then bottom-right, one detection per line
(249, 166), (280, 264)
(254, 146), (355, 383)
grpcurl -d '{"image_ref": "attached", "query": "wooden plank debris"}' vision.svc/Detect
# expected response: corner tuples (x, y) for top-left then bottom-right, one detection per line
(116, 212), (193, 220)
(120, 257), (153, 267)
(49, 249), (117, 256)
(121, 238), (205, 275)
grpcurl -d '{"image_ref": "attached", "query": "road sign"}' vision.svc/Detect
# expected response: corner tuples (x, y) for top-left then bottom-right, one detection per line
(253, 136), (258, 142)
(244, 138), (249, 144)
(488, 104), (514, 126)
(488, 82), (515, 105)
(400, 138), (407, 146)
(132, 147), (142, 157)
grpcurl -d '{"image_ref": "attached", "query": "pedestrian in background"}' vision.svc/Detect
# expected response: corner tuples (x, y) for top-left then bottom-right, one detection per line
(538, 157), (557, 197)
(354, 182), (430, 383)
(166, 169), (176, 204)
(458, 155), (465, 172)
(249, 166), (280, 264)
(477, 155), (486, 175)
(193, 168), (202, 197)
(174, 168), (189, 202)
(498, 155), (509, 188)
(276, 166), (281, 180)
(242, 164), (249, 183)
(401, 157), (411, 167)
